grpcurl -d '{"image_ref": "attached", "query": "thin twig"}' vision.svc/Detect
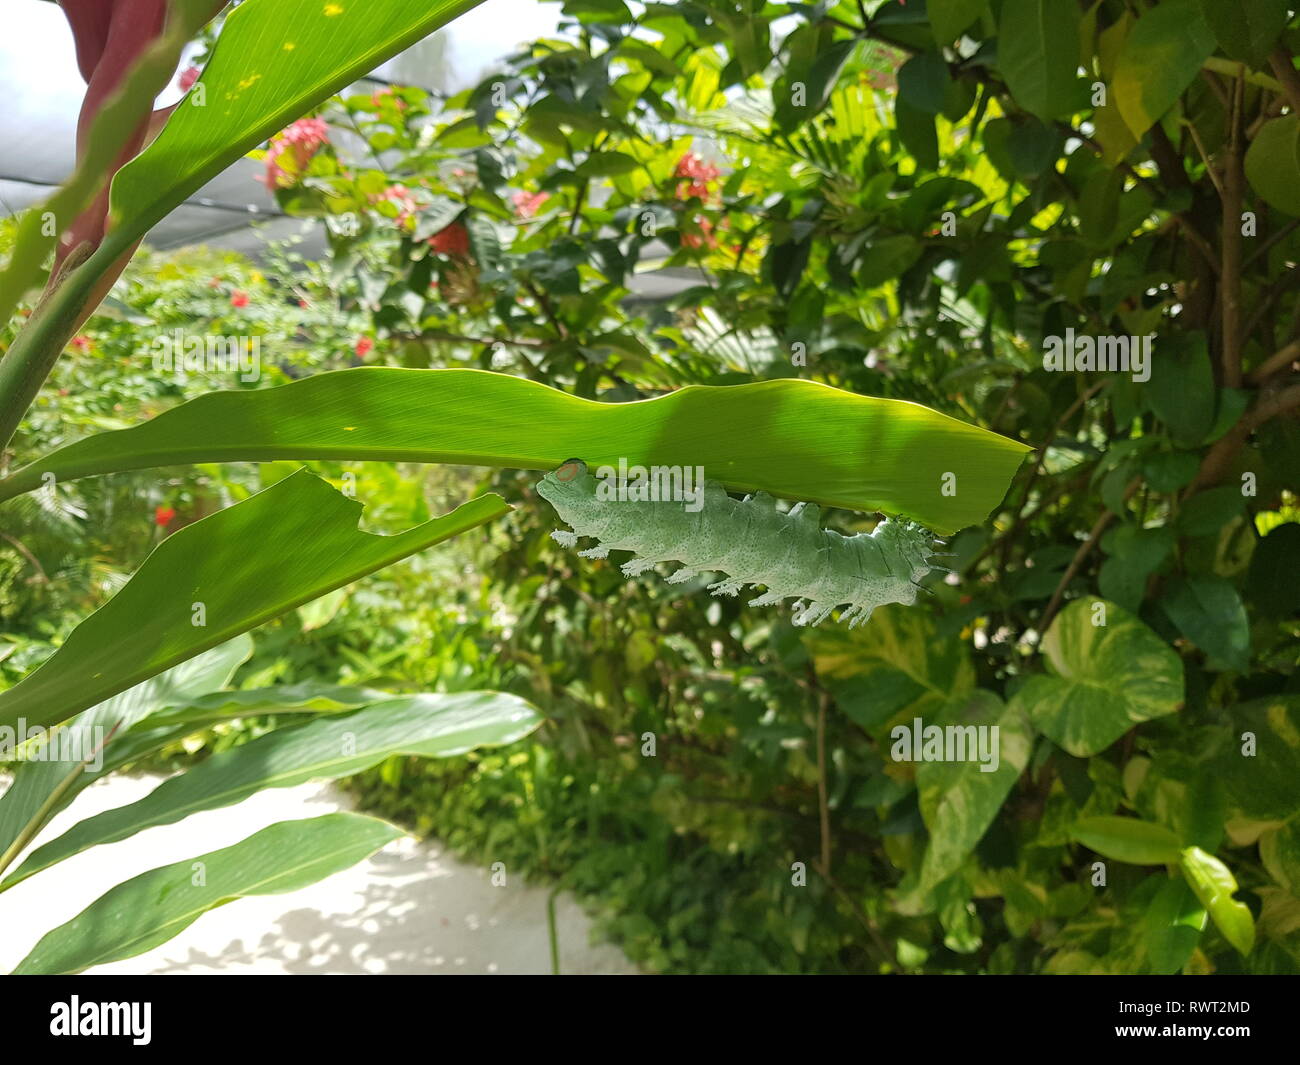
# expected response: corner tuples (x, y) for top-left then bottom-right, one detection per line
(1247, 339), (1300, 385)
(1041, 476), (1141, 630)
(818, 867), (897, 969)
(1220, 72), (1245, 388)
(815, 690), (831, 877)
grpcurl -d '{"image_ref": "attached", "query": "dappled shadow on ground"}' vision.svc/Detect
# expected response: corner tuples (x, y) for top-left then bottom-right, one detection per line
(144, 840), (637, 976)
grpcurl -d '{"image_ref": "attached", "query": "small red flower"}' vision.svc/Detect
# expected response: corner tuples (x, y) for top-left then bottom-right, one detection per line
(298, 298), (310, 309)
(682, 215), (718, 250)
(70, 335), (92, 352)
(230, 290), (249, 308)
(355, 336), (374, 358)
(154, 505), (176, 528)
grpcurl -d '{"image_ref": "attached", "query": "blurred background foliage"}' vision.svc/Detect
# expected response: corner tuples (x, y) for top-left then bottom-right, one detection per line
(2, 0), (1298, 974)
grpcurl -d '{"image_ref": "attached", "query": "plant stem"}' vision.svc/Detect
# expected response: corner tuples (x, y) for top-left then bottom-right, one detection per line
(1221, 73), (1245, 389)
(815, 690), (831, 877)
(0, 233), (131, 453)
(0, 720), (122, 886)
(547, 886), (562, 975)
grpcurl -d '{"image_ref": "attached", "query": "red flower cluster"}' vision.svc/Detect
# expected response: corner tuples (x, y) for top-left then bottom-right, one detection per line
(230, 290), (249, 308)
(673, 152), (721, 200)
(427, 221), (470, 257)
(261, 117), (330, 190)
(154, 505), (176, 528)
(681, 215), (719, 250)
(355, 336), (374, 358)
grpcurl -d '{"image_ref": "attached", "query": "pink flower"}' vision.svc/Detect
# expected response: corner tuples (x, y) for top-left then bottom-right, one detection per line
(371, 87), (407, 110)
(261, 117), (330, 190)
(355, 336), (374, 358)
(230, 290), (249, 308)
(511, 190), (550, 219)
(673, 152), (721, 200)
(372, 183), (418, 229)
(427, 222), (470, 257)
(177, 64), (200, 91)
(70, 335), (93, 353)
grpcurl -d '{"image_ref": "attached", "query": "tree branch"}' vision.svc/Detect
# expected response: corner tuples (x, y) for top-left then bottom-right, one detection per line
(1187, 382), (1300, 494)
(1247, 339), (1300, 385)
(1268, 46), (1300, 113)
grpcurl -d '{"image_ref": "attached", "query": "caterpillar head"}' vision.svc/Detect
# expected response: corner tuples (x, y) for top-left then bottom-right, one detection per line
(536, 459), (602, 527)
(874, 517), (937, 583)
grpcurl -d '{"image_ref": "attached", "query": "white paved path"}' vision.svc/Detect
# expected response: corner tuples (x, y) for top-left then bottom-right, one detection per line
(0, 774), (638, 975)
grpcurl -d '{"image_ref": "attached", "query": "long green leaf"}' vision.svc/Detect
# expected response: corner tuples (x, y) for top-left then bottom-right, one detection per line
(0, 368), (1030, 534)
(1072, 815), (1183, 865)
(3, 691), (541, 890)
(0, 637), (252, 867)
(12, 813), (401, 974)
(136, 680), (391, 733)
(0, 470), (509, 734)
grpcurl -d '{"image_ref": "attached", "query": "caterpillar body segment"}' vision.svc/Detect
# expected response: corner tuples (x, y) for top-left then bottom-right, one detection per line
(536, 460), (939, 628)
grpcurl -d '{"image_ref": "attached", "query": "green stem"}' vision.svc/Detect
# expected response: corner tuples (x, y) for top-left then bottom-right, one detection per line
(0, 720), (122, 887)
(547, 886), (562, 975)
(0, 233), (132, 454)
(1202, 56), (1282, 95)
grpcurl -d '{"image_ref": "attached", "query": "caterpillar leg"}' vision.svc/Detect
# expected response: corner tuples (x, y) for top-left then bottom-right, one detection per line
(748, 588), (786, 607)
(666, 566), (697, 584)
(621, 556), (659, 577)
(707, 576), (744, 597)
(793, 600), (836, 626)
(577, 543), (611, 559)
(841, 603), (875, 628)
(551, 529), (578, 548)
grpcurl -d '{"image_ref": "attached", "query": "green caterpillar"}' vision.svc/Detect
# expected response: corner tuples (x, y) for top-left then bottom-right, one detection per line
(536, 460), (941, 628)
